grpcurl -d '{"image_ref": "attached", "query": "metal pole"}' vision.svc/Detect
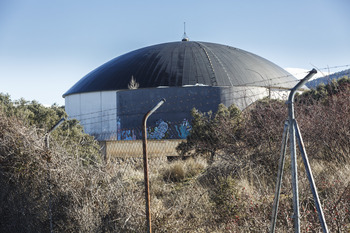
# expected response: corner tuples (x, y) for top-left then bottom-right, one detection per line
(142, 99), (166, 233)
(287, 69), (317, 106)
(45, 117), (65, 233)
(45, 117), (66, 148)
(46, 152), (54, 233)
(294, 121), (329, 233)
(270, 69), (328, 232)
(287, 69), (317, 233)
(290, 119), (300, 232)
(270, 121), (289, 233)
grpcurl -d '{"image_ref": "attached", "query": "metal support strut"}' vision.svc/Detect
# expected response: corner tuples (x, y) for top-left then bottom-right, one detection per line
(45, 117), (65, 233)
(142, 99), (166, 233)
(270, 69), (329, 233)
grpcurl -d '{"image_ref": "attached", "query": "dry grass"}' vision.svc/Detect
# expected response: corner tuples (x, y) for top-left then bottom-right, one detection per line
(1, 85), (350, 232)
(162, 157), (207, 182)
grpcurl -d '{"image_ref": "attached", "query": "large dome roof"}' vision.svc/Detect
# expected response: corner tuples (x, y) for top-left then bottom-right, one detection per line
(63, 41), (297, 97)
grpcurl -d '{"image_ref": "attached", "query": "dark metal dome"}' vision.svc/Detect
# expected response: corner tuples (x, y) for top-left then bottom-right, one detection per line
(63, 41), (297, 97)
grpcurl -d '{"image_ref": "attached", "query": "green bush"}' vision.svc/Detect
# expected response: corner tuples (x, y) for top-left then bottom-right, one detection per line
(0, 93), (100, 164)
(177, 103), (243, 160)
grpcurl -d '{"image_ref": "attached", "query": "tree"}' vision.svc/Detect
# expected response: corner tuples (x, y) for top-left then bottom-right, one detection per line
(0, 93), (100, 164)
(177, 104), (243, 161)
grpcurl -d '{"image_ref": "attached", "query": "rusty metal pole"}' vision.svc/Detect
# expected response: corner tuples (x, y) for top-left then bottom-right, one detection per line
(142, 99), (166, 233)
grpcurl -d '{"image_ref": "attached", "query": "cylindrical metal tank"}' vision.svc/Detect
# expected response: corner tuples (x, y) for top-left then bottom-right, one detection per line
(63, 41), (297, 140)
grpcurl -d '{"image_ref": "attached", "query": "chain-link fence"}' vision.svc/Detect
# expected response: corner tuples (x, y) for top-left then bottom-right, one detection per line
(98, 119), (193, 160)
(69, 87), (292, 160)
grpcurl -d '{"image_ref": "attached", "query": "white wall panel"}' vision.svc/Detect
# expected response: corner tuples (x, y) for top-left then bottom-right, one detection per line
(79, 92), (101, 135)
(65, 91), (118, 139)
(101, 91), (117, 134)
(65, 94), (81, 119)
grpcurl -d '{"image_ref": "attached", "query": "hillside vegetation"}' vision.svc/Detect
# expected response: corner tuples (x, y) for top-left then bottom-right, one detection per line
(306, 68), (350, 88)
(0, 77), (350, 232)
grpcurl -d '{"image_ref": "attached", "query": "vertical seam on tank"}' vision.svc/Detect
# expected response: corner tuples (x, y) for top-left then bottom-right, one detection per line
(201, 43), (233, 86)
(182, 43), (187, 85)
(194, 42), (217, 85)
(190, 45), (199, 84)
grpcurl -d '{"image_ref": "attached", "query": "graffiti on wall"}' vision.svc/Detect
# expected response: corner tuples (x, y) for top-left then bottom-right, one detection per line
(117, 118), (192, 140)
(117, 117), (121, 140)
(148, 119), (169, 140)
(175, 118), (192, 139)
(117, 117), (137, 140)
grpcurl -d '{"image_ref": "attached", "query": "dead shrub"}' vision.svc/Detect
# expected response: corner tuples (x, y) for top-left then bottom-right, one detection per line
(1, 78), (350, 232)
(186, 157), (206, 177)
(163, 161), (186, 182)
(162, 158), (207, 182)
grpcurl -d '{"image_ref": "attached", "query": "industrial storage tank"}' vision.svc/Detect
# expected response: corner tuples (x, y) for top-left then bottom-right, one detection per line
(63, 40), (298, 141)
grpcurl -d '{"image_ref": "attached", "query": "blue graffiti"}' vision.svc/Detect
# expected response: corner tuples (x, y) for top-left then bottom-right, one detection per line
(117, 117), (137, 140)
(175, 118), (192, 139)
(148, 119), (169, 139)
(117, 118), (192, 140)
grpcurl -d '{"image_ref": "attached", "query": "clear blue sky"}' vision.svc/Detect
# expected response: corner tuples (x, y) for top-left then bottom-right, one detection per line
(0, 0), (349, 106)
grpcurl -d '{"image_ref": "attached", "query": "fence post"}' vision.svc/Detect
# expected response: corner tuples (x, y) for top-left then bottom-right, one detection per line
(142, 99), (166, 233)
(45, 117), (65, 233)
(270, 69), (328, 233)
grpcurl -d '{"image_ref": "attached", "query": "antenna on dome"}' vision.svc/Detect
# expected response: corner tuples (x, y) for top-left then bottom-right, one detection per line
(182, 22), (189, 41)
